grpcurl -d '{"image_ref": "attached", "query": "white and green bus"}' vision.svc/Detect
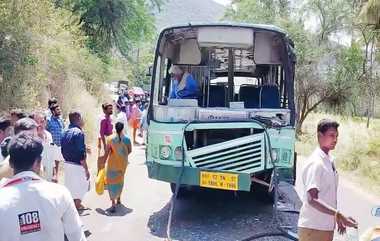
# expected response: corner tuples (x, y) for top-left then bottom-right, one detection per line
(146, 23), (297, 198)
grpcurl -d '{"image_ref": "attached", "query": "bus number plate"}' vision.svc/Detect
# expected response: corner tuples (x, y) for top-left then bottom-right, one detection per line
(200, 171), (238, 191)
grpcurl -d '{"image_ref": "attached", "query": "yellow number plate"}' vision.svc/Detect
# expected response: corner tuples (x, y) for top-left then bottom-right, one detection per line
(200, 171), (239, 191)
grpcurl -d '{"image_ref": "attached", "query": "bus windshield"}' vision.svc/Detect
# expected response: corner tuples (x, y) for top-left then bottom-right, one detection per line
(150, 24), (296, 126)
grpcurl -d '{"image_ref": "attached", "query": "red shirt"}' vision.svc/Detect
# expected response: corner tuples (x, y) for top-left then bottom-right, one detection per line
(100, 116), (113, 138)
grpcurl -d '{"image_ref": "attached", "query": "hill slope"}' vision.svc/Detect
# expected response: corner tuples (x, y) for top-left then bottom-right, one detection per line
(155, 0), (226, 31)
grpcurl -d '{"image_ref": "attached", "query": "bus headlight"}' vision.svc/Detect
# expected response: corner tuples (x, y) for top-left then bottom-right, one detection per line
(160, 145), (172, 160)
(174, 146), (183, 161)
(281, 149), (291, 163)
(271, 148), (279, 162)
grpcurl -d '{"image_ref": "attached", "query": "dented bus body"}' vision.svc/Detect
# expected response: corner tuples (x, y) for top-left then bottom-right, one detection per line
(146, 23), (297, 195)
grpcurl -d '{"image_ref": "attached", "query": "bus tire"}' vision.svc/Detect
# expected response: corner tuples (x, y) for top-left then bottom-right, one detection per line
(251, 183), (275, 204)
(251, 171), (275, 204)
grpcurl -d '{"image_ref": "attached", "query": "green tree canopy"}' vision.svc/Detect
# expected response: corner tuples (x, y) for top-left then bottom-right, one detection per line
(360, 0), (380, 29)
(56, 0), (157, 58)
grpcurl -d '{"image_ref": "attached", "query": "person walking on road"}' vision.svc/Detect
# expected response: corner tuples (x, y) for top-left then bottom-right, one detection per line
(129, 99), (141, 145)
(61, 111), (90, 211)
(298, 119), (357, 241)
(0, 133), (87, 241)
(102, 122), (132, 213)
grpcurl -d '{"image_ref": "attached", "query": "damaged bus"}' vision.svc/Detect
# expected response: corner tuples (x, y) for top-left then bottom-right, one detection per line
(146, 23), (297, 199)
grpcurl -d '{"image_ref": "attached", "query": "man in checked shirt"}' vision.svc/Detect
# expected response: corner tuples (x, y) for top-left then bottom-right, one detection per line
(46, 103), (65, 182)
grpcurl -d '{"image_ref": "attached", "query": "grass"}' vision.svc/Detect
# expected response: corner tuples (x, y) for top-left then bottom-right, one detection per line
(296, 113), (380, 195)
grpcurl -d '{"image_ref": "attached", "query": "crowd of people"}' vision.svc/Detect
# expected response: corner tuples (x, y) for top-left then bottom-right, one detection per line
(114, 90), (149, 145)
(0, 97), (134, 241)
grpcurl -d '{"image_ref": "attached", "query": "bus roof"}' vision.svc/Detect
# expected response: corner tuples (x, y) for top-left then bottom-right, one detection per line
(158, 22), (289, 37)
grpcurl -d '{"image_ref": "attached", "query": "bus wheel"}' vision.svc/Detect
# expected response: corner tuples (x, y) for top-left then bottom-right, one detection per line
(251, 172), (275, 204)
(170, 183), (188, 199)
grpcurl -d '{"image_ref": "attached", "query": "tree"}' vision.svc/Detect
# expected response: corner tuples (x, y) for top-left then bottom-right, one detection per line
(57, 0), (156, 58)
(325, 43), (364, 114)
(304, 0), (351, 44)
(224, 0), (356, 134)
(128, 44), (154, 88)
(224, 0), (290, 25)
(359, 0), (380, 29)
(0, 0), (48, 109)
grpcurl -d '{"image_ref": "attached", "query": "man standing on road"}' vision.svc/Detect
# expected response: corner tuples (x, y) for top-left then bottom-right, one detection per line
(47, 103), (65, 182)
(298, 119), (357, 241)
(98, 103), (113, 170)
(0, 133), (87, 241)
(61, 111), (90, 211)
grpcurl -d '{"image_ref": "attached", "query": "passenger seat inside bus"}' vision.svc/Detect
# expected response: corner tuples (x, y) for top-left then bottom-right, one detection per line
(239, 85), (260, 108)
(208, 85), (227, 107)
(260, 85), (280, 108)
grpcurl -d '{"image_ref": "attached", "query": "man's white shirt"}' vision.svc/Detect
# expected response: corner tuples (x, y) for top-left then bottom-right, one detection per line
(116, 112), (130, 137)
(0, 171), (86, 241)
(298, 147), (339, 231)
(41, 130), (55, 181)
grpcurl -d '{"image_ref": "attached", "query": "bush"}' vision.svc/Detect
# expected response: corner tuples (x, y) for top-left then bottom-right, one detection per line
(0, 0), (122, 141)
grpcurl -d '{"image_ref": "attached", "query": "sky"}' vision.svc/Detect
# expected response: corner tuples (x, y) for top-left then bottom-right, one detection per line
(213, 0), (232, 6)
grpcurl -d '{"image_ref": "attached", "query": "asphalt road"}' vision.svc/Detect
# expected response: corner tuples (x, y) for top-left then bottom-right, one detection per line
(80, 144), (379, 241)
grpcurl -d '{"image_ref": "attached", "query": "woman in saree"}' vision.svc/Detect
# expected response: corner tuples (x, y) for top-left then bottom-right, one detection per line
(103, 122), (132, 213)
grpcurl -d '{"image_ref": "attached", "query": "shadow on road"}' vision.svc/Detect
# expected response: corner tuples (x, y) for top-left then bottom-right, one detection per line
(147, 187), (289, 241)
(95, 204), (133, 217)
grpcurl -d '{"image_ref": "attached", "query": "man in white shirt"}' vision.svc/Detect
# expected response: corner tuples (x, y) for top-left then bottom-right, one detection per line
(298, 119), (357, 241)
(0, 133), (87, 241)
(32, 111), (56, 182)
(116, 105), (130, 137)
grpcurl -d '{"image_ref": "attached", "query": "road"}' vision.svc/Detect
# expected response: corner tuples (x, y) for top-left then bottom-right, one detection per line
(79, 144), (379, 241)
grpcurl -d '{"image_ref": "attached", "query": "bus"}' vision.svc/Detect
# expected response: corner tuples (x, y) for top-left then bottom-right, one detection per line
(146, 23), (297, 199)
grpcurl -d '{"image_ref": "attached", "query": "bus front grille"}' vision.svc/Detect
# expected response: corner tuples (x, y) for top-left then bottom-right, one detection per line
(187, 134), (264, 174)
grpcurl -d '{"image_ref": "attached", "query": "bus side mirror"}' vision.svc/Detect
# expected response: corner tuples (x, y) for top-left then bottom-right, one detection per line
(146, 65), (153, 77)
(371, 206), (380, 217)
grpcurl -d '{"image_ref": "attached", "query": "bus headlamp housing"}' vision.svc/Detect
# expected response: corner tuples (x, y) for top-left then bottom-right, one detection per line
(174, 146), (183, 161)
(159, 145), (172, 160)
